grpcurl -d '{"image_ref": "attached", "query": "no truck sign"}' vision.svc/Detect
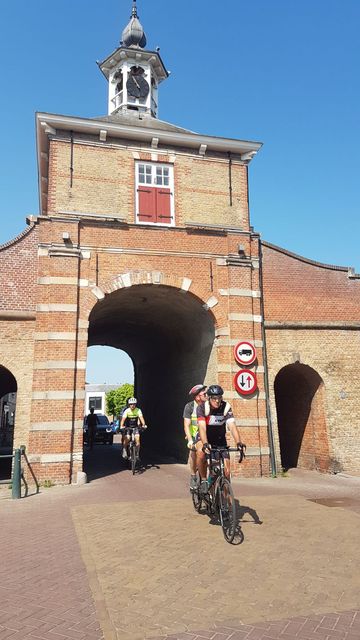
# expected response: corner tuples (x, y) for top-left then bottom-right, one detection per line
(234, 341), (256, 366)
(234, 369), (258, 396)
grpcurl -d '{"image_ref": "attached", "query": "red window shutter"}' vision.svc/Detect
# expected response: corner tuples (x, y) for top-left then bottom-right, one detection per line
(138, 186), (156, 222)
(155, 188), (172, 223)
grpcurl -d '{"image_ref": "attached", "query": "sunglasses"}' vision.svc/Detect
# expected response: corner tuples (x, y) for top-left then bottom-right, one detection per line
(210, 395), (222, 401)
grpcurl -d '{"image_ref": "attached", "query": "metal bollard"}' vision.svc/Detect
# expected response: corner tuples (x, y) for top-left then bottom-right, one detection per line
(12, 448), (21, 499)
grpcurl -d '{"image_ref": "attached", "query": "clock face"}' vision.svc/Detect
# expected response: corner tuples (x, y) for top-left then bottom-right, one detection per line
(126, 73), (149, 99)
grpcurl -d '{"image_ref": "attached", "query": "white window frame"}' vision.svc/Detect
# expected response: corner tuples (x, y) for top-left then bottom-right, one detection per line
(135, 161), (175, 227)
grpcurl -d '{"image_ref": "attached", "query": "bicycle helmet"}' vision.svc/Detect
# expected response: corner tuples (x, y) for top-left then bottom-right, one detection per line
(207, 384), (224, 397)
(127, 397), (137, 405)
(188, 384), (206, 398)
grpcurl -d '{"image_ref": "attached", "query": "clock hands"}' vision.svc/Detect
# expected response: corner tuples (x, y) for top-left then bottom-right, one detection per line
(127, 71), (149, 99)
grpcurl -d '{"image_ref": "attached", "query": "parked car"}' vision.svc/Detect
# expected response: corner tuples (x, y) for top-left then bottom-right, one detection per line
(83, 414), (114, 445)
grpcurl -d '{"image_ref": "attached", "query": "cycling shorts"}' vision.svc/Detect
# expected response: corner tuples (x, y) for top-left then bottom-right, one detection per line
(122, 427), (141, 436)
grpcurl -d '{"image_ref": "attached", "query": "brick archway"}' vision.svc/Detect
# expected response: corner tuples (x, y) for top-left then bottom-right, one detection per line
(85, 276), (217, 460)
(83, 270), (219, 320)
(274, 363), (330, 472)
(0, 365), (17, 479)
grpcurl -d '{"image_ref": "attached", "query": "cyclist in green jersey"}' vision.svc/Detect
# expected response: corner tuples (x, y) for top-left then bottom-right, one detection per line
(183, 384), (207, 490)
(120, 397), (147, 460)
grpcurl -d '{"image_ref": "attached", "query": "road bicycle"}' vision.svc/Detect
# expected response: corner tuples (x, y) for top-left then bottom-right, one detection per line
(120, 426), (146, 475)
(191, 445), (246, 543)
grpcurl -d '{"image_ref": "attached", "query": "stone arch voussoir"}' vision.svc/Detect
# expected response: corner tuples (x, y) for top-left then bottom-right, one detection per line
(82, 270), (221, 326)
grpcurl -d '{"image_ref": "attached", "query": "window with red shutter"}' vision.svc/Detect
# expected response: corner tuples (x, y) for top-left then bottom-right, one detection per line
(136, 162), (174, 226)
(156, 188), (171, 222)
(138, 186), (157, 222)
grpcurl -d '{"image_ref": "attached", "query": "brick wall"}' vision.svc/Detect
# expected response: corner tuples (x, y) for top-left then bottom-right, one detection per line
(0, 224), (38, 312)
(262, 242), (360, 475)
(48, 138), (249, 230)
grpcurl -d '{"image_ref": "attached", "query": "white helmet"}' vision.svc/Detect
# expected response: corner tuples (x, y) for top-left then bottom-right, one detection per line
(128, 397), (137, 405)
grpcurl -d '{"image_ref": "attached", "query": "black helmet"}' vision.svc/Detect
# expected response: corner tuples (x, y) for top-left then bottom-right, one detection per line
(207, 384), (224, 397)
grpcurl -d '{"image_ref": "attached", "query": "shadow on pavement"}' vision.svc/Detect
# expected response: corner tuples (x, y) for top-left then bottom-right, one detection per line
(193, 495), (262, 546)
(84, 442), (181, 482)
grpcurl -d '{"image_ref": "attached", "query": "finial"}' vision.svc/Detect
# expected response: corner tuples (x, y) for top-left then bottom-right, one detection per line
(121, 0), (147, 48)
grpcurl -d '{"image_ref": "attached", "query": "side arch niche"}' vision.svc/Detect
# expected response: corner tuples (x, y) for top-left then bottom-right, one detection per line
(0, 366), (17, 479)
(87, 284), (216, 461)
(274, 363), (330, 472)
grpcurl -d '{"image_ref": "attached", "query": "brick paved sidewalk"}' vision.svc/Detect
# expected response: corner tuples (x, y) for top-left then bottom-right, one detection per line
(72, 495), (360, 640)
(0, 448), (359, 640)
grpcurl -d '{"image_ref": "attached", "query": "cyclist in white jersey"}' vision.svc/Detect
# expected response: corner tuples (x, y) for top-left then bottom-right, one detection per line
(197, 384), (245, 494)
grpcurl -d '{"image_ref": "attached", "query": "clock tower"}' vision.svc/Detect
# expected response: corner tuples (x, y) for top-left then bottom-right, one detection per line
(98, 0), (168, 118)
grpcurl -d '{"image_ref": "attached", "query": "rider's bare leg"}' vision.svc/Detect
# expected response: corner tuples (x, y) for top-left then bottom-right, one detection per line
(224, 457), (231, 481)
(195, 441), (207, 480)
(188, 450), (197, 474)
(122, 435), (130, 458)
(134, 433), (141, 457)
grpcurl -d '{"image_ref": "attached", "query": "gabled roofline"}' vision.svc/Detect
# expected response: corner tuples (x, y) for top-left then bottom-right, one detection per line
(0, 221), (37, 252)
(262, 240), (351, 272)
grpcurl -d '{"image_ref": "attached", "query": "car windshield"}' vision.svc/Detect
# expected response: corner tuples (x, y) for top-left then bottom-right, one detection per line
(97, 415), (110, 425)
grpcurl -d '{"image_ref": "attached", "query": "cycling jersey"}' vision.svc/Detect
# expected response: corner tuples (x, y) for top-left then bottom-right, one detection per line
(196, 400), (235, 448)
(183, 401), (200, 439)
(122, 407), (143, 429)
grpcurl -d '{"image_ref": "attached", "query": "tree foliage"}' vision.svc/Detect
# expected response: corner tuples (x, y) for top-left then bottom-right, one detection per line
(106, 383), (134, 417)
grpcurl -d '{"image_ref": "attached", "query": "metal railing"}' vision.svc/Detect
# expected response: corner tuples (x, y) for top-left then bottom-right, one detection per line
(0, 445), (39, 499)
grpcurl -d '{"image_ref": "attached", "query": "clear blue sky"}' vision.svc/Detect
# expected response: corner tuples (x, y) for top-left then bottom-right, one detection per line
(1, 0), (359, 384)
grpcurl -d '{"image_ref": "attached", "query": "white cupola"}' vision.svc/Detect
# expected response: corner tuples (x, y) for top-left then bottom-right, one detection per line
(98, 0), (168, 118)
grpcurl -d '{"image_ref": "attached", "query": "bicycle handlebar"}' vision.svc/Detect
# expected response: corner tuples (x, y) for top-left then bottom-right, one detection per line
(190, 444), (246, 462)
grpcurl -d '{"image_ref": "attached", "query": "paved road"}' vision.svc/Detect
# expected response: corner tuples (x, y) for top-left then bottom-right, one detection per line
(0, 442), (359, 640)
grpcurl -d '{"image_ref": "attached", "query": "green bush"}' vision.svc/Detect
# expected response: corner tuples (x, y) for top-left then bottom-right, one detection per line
(106, 383), (134, 417)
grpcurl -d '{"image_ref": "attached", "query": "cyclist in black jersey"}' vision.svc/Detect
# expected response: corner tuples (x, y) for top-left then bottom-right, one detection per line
(197, 384), (245, 494)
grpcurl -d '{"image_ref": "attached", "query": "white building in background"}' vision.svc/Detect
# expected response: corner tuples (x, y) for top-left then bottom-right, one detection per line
(84, 384), (119, 417)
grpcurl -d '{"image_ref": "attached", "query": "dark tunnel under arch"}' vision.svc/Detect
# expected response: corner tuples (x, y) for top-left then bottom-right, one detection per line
(274, 362), (330, 472)
(88, 284), (216, 461)
(0, 365), (17, 479)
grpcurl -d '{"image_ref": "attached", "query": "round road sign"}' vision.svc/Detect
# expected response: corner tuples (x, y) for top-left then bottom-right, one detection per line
(234, 369), (258, 396)
(234, 341), (257, 366)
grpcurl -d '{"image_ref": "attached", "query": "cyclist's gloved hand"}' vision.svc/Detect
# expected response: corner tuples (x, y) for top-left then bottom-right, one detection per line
(187, 439), (194, 449)
(237, 442), (246, 460)
(202, 442), (211, 453)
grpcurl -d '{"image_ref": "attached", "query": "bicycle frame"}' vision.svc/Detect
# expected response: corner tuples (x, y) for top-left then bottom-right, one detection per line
(191, 446), (245, 543)
(120, 426), (144, 474)
(203, 448), (232, 506)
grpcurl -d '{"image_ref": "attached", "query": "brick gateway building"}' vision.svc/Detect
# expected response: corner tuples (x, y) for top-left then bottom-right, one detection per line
(1, 3), (359, 483)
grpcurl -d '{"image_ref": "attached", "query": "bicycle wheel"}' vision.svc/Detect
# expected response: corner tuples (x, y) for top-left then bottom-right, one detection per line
(191, 473), (202, 512)
(205, 487), (214, 516)
(131, 443), (137, 475)
(217, 478), (237, 543)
